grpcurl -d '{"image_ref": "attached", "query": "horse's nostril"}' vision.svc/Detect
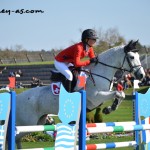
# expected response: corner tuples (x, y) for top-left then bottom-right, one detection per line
(140, 74), (143, 79)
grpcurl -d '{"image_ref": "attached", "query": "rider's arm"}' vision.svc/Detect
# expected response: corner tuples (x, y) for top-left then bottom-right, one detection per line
(88, 47), (96, 59)
(74, 47), (90, 67)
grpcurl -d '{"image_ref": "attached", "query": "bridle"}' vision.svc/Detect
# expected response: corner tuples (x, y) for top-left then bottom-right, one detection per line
(87, 48), (142, 86)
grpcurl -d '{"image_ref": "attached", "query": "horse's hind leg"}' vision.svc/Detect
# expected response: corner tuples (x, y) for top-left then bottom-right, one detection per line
(86, 106), (103, 123)
(16, 138), (22, 149)
(86, 111), (95, 123)
(37, 114), (47, 125)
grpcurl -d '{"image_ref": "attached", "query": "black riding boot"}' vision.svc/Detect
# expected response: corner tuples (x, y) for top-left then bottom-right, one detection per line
(65, 80), (72, 92)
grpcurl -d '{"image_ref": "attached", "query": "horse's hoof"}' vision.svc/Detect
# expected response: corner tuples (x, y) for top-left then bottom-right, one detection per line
(102, 106), (112, 114)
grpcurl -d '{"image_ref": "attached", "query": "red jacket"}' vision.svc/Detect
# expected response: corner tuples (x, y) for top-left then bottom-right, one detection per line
(55, 42), (95, 67)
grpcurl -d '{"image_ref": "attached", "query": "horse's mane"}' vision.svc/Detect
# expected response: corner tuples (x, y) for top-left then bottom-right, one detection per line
(98, 45), (125, 62)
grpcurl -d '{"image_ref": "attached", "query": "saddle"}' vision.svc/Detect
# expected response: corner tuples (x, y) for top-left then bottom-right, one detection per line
(50, 67), (80, 93)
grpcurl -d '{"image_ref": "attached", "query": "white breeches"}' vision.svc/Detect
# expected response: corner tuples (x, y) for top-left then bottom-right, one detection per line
(54, 60), (73, 81)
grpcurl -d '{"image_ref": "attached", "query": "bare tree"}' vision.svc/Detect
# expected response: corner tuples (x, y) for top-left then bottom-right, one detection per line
(15, 44), (23, 51)
(95, 27), (126, 53)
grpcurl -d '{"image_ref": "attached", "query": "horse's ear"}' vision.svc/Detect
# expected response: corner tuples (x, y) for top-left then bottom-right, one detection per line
(136, 39), (139, 43)
(132, 40), (139, 47)
(124, 40), (139, 53)
(128, 40), (133, 46)
(124, 40), (133, 53)
(131, 40), (139, 52)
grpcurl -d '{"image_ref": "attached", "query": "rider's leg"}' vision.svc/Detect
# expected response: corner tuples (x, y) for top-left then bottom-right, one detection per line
(54, 60), (73, 81)
(54, 60), (73, 92)
(65, 79), (72, 92)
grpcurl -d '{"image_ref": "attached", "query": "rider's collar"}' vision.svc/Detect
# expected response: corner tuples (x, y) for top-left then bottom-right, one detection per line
(83, 42), (90, 51)
(85, 45), (90, 51)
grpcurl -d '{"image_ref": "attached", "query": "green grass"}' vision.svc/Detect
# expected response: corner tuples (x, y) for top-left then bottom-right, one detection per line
(1, 61), (54, 66)
(21, 141), (54, 149)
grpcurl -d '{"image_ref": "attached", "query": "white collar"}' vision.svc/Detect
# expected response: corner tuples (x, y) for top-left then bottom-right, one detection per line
(86, 45), (90, 51)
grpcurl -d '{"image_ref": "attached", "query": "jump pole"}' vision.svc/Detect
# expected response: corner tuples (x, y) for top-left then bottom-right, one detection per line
(87, 124), (150, 134)
(16, 125), (56, 133)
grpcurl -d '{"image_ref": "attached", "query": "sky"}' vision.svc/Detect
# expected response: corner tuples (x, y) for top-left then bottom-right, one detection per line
(0, 0), (150, 51)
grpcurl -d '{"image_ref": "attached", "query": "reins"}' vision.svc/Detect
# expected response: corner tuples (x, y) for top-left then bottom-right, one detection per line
(80, 49), (142, 87)
(97, 52), (141, 73)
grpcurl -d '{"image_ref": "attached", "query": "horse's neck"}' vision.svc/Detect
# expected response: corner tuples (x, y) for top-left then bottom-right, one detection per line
(99, 46), (124, 67)
(90, 47), (124, 80)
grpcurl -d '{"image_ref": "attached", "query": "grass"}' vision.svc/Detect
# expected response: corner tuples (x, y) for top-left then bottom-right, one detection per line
(1, 61), (54, 66)
(13, 86), (149, 150)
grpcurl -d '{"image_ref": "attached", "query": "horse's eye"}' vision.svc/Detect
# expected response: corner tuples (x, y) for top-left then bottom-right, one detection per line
(130, 56), (134, 59)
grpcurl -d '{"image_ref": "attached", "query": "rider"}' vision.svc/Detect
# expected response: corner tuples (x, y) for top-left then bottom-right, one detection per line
(54, 29), (98, 92)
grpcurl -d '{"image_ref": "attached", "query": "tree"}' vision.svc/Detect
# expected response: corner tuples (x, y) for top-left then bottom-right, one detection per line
(95, 27), (126, 54)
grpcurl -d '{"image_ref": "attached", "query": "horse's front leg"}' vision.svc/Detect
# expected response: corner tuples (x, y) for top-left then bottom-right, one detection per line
(86, 90), (125, 114)
(102, 90), (125, 114)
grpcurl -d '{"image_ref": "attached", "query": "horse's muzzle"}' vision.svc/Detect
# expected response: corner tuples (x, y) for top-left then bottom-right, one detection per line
(134, 67), (145, 81)
(135, 72), (145, 81)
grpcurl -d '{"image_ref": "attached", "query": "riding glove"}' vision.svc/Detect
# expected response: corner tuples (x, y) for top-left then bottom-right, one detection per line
(90, 57), (98, 64)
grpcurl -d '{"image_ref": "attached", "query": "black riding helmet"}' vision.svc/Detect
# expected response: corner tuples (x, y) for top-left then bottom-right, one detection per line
(81, 29), (98, 43)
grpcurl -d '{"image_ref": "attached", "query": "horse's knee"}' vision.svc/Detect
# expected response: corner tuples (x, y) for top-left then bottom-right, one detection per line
(121, 91), (125, 99)
(116, 91), (125, 99)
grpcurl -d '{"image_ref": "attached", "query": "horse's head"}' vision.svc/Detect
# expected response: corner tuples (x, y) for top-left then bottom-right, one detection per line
(123, 40), (145, 80)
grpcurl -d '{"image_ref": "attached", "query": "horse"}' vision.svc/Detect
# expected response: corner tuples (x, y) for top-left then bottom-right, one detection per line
(15, 40), (145, 148)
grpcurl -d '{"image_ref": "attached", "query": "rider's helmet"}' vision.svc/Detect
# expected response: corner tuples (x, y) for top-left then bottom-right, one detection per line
(81, 29), (98, 43)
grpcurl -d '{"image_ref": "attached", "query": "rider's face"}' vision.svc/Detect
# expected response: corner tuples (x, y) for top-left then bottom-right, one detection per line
(87, 39), (96, 47)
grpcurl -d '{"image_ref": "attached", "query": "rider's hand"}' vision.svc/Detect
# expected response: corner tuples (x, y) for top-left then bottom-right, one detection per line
(75, 67), (81, 73)
(90, 57), (98, 64)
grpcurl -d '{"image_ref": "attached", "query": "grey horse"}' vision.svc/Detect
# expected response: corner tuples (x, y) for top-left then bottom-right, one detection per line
(15, 40), (145, 148)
